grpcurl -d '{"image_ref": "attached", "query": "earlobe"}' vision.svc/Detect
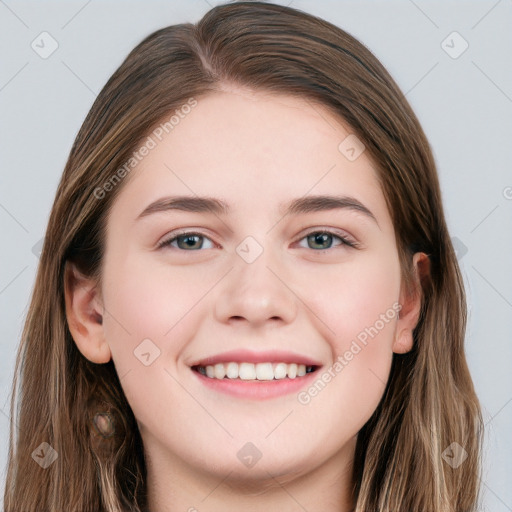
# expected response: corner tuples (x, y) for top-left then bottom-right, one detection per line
(64, 262), (111, 364)
(393, 329), (414, 354)
(393, 252), (430, 355)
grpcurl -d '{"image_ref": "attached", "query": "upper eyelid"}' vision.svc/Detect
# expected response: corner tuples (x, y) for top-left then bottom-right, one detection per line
(158, 227), (357, 248)
(294, 226), (356, 242)
(157, 230), (217, 249)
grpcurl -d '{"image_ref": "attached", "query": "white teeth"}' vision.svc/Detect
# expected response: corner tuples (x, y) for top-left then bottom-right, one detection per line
(255, 362), (274, 381)
(274, 362), (287, 379)
(239, 362), (257, 380)
(214, 363), (226, 379)
(199, 362), (310, 380)
(226, 362), (239, 379)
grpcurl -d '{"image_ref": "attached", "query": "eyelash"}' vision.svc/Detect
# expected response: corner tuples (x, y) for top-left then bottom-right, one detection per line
(157, 228), (358, 251)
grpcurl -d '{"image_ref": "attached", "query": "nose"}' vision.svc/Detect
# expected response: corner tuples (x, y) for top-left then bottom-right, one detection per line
(213, 244), (298, 328)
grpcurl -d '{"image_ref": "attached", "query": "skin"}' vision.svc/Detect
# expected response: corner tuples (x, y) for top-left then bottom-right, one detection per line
(65, 87), (426, 512)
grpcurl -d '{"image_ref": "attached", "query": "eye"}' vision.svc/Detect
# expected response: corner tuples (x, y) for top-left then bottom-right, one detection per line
(297, 230), (356, 250)
(157, 229), (357, 252)
(158, 231), (215, 251)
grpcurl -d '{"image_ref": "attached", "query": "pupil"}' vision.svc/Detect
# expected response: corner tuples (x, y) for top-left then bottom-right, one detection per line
(311, 232), (330, 249)
(179, 234), (201, 249)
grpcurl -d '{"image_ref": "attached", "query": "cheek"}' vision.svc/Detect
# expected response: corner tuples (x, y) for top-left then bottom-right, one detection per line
(100, 251), (220, 367)
(300, 250), (401, 349)
(99, 253), (216, 427)
(294, 251), (400, 426)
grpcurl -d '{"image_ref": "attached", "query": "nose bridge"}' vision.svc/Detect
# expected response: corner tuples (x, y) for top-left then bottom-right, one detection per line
(213, 234), (297, 326)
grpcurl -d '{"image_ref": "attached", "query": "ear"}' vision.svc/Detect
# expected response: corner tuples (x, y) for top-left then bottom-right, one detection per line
(64, 261), (111, 364)
(393, 252), (430, 354)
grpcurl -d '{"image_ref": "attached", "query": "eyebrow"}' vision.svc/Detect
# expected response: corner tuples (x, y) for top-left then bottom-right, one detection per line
(136, 194), (378, 225)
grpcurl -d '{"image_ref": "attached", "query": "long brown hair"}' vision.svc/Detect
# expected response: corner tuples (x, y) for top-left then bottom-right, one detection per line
(4, 2), (483, 511)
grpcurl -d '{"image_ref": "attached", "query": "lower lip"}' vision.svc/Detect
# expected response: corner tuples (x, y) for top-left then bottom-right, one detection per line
(191, 368), (321, 400)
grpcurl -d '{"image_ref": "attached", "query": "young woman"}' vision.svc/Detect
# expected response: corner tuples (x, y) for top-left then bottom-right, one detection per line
(3, 2), (483, 511)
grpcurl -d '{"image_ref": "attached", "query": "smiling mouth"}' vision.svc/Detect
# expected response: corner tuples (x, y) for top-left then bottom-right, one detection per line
(192, 362), (319, 381)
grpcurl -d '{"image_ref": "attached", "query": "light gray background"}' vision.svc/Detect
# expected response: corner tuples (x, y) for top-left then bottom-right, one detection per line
(1, 0), (511, 510)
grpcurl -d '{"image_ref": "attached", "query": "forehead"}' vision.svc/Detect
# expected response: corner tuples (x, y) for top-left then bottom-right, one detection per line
(108, 89), (392, 231)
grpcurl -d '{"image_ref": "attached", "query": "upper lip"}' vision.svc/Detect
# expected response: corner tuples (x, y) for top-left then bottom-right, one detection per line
(190, 349), (322, 368)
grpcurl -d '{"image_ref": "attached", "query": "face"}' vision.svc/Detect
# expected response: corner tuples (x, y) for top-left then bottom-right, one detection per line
(85, 89), (413, 484)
